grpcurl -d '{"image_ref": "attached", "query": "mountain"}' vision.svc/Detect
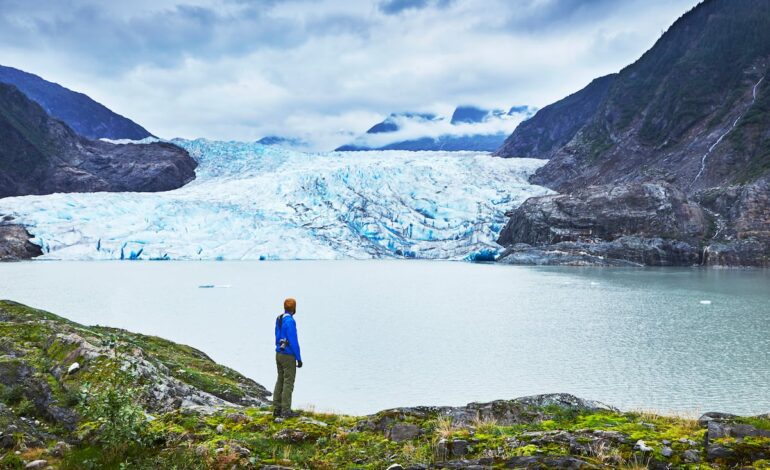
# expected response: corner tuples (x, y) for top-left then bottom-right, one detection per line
(494, 74), (617, 159)
(0, 82), (196, 198)
(495, 0), (770, 267)
(0, 65), (153, 140)
(256, 135), (311, 151)
(499, 0), (770, 191)
(335, 106), (536, 152)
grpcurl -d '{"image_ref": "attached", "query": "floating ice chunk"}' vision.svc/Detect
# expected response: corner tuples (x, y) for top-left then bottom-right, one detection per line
(198, 285), (231, 289)
(700, 300), (712, 305)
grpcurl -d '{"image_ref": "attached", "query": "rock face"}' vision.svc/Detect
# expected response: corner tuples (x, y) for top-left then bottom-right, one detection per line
(495, 74), (616, 160)
(498, 183), (705, 246)
(494, 0), (770, 266)
(0, 82), (197, 199)
(497, 182), (711, 266)
(0, 64), (152, 140)
(0, 218), (42, 260)
(503, 0), (770, 193)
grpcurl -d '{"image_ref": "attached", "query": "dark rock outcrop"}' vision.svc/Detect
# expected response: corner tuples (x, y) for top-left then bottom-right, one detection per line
(359, 393), (614, 432)
(498, 183), (706, 246)
(0, 218), (42, 260)
(0, 82), (197, 198)
(700, 412), (770, 465)
(497, 183), (709, 266)
(0, 64), (152, 140)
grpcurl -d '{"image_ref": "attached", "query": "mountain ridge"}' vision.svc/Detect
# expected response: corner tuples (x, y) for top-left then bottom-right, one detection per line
(0, 65), (153, 141)
(494, 0), (770, 267)
(0, 82), (196, 199)
(336, 105), (535, 152)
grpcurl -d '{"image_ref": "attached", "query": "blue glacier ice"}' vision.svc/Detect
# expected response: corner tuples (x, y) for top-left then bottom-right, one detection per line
(0, 139), (552, 260)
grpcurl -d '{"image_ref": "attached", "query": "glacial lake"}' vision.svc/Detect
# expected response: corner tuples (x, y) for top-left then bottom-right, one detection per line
(1, 261), (768, 416)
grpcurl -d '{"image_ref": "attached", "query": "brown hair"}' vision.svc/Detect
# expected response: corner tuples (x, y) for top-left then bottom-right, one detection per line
(284, 298), (296, 313)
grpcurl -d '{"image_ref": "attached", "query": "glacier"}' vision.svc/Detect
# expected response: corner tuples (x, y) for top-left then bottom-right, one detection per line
(0, 139), (552, 260)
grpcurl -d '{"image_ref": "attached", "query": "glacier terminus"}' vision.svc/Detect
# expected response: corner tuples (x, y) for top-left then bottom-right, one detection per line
(0, 139), (551, 261)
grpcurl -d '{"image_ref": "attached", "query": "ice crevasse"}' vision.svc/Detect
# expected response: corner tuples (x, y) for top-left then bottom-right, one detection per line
(0, 139), (552, 260)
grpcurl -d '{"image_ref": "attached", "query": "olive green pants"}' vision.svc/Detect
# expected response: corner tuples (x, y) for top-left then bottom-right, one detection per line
(273, 352), (297, 412)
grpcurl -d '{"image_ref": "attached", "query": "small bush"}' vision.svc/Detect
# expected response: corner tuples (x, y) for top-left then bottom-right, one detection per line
(15, 397), (35, 417)
(0, 385), (23, 405)
(77, 372), (150, 455)
(0, 452), (24, 469)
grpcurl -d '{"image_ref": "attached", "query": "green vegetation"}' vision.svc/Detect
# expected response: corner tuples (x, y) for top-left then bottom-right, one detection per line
(729, 76), (770, 183)
(1, 299), (768, 469)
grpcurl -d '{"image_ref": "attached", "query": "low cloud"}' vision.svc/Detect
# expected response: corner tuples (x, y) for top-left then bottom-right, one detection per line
(0, 0), (700, 150)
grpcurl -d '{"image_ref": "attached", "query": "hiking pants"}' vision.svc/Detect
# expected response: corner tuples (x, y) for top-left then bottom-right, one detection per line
(274, 352), (297, 411)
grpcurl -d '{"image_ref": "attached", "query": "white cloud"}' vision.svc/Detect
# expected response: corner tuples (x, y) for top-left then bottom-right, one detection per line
(0, 0), (701, 150)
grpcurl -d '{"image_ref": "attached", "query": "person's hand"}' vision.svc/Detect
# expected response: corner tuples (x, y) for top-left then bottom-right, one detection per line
(297, 360), (303, 368)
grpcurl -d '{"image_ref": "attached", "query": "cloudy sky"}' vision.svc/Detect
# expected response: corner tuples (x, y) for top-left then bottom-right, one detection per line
(0, 0), (700, 149)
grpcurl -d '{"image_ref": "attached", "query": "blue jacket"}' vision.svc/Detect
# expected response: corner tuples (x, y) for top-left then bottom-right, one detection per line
(275, 312), (302, 362)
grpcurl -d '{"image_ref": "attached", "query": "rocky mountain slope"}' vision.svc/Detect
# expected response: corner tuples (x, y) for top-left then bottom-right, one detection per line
(496, 0), (770, 266)
(494, 74), (616, 160)
(0, 65), (152, 140)
(0, 82), (197, 199)
(2, 300), (768, 469)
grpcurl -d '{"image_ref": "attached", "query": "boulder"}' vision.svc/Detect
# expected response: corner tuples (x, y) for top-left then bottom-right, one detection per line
(0, 223), (42, 261)
(387, 423), (420, 442)
(273, 429), (309, 443)
(437, 438), (470, 458)
(50, 441), (70, 457)
(706, 444), (735, 461)
(503, 455), (594, 469)
(682, 449), (701, 463)
(706, 420), (770, 444)
(633, 440), (652, 452)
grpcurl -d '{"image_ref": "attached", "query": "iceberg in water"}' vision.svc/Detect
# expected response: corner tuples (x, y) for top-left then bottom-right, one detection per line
(0, 139), (552, 260)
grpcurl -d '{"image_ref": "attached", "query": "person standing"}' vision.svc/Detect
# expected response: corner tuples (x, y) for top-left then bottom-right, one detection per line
(273, 297), (303, 418)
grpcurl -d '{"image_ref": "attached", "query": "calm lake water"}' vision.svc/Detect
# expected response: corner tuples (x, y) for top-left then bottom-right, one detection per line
(1, 261), (768, 416)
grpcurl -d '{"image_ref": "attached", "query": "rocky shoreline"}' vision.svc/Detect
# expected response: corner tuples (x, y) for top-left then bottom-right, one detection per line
(496, 181), (770, 267)
(0, 300), (768, 469)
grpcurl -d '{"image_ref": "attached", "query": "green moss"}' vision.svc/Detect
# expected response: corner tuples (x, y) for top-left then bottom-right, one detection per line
(738, 417), (770, 432)
(2, 300), (769, 469)
(0, 452), (24, 470)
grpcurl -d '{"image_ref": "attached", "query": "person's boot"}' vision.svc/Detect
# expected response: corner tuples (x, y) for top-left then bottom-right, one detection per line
(272, 407), (282, 418)
(281, 410), (300, 418)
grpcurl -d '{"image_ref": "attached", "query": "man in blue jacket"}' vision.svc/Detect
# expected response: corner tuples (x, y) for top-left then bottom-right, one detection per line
(274, 297), (303, 418)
